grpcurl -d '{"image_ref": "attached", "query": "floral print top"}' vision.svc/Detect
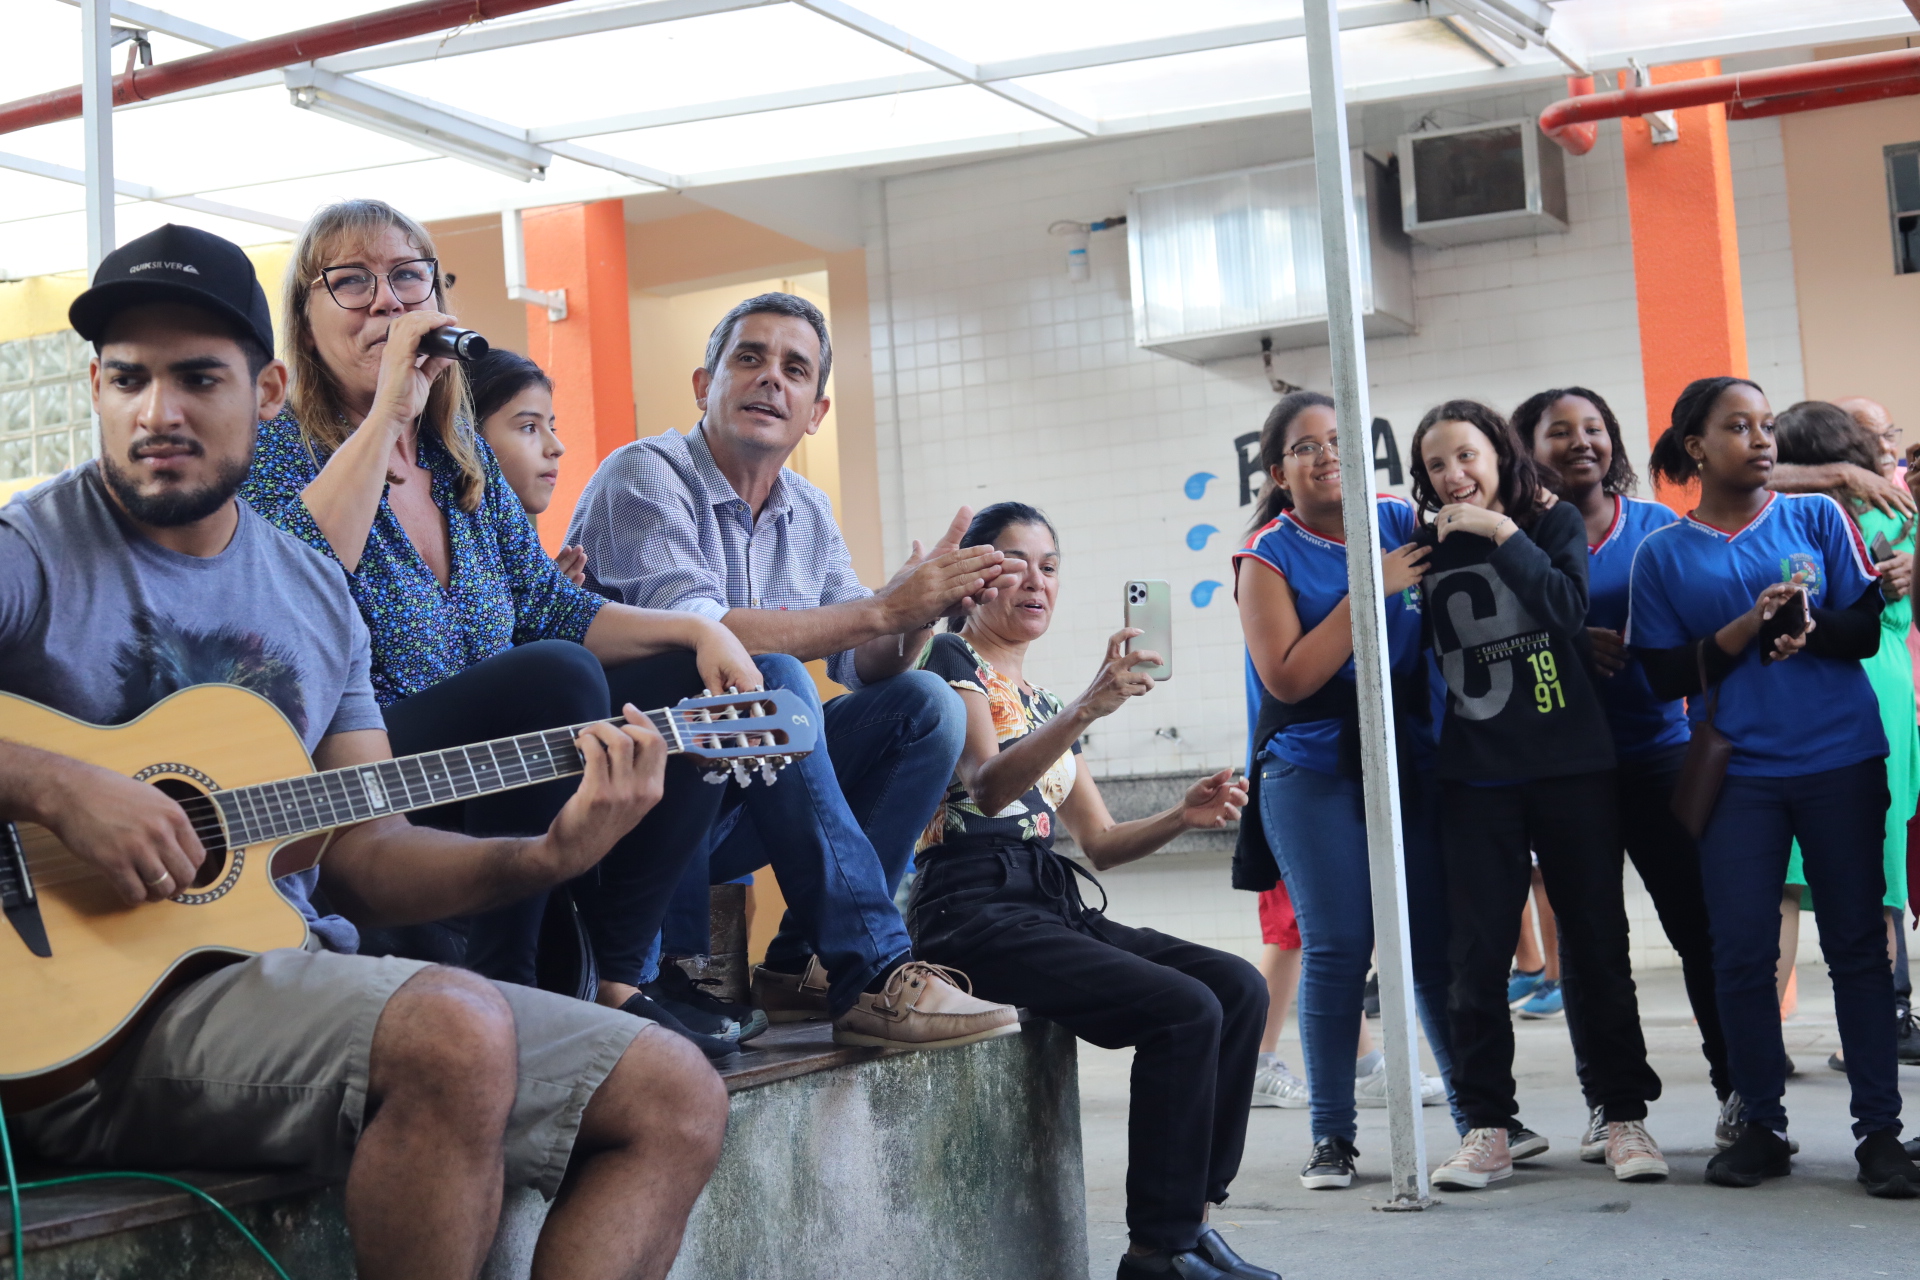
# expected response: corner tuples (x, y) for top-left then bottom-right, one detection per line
(240, 408), (606, 707)
(915, 632), (1081, 857)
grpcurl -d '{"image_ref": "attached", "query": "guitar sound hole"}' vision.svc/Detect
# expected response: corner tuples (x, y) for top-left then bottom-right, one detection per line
(151, 777), (229, 890)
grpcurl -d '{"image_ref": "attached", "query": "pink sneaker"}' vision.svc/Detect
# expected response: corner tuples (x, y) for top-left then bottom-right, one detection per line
(1432, 1126), (1513, 1190)
(1605, 1120), (1670, 1182)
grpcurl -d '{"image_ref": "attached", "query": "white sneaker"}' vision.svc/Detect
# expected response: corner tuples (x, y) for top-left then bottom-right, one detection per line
(1353, 1058), (1448, 1108)
(1252, 1058), (1309, 1109)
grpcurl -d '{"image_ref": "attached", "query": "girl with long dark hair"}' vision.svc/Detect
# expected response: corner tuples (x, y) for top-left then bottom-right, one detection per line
(1628, 377), (1918, 1195)
(1409, 399), (1665, 1190)
(1513, 387), (1733, 1155)
(1230, 391), (1457, 1190)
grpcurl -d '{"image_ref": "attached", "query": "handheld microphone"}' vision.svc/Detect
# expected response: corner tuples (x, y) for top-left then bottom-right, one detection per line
(417, 326), (489, 362)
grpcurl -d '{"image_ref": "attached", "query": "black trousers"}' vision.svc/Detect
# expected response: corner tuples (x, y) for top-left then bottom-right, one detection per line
(1440, 770), (1661, 1128)
(908, 844), (1266, 1253)
(372, 640), (725, 986)
(1564, 747), (1732, 1101)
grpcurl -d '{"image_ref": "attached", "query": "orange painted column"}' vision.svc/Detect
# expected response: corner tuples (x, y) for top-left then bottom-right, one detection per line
(522, 199), (634, 552)
(1621, 59), (1749, 512)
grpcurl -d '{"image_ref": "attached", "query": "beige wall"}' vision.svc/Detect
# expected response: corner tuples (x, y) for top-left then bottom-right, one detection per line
(1782, 94), (1920, 426)
(426, 214), (530, 359)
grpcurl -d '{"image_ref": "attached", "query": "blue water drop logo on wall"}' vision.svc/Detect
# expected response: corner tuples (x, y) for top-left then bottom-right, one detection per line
(1191, 580), (1223, 607)
(1185, 524), (1219, 551)
(1183, 472), (1216, 500)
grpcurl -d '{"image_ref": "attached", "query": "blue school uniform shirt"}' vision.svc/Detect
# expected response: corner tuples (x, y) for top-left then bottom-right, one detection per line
(1235, 496), (1428, 774)
(1587, 495), (1690, 758)
(1627, 492), (1886, 777)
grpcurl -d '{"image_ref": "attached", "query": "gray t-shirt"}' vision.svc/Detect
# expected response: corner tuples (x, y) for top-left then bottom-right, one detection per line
(0, 464), (383, 951)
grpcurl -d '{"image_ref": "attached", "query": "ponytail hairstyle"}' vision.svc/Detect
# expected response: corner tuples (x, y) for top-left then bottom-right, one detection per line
(951, 501), (1058, 631)
(1408, 399), (1547, 529)
(1246, 390), (1337, 532)
(1648, 376), (1764, 487)
(1510, 386), (1638, 497)
(468, 347), (554, 427)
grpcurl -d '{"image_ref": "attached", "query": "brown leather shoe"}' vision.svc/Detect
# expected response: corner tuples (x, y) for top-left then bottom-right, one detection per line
(752, 956), (830, 1023)
(831, 962), (1019, 1051)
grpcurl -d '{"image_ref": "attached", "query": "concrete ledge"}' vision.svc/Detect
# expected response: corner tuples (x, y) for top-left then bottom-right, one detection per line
(4, 1019), (1086, 1280)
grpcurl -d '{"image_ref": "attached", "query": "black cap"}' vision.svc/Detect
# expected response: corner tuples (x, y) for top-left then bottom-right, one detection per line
(69, 223), (275, 356)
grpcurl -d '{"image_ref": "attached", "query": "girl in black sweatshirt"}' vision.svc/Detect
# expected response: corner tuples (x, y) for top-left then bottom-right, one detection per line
(1409, 400), (1665, 1191)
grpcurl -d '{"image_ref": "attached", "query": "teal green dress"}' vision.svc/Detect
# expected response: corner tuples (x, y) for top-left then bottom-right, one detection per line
(1787, 505), (1915, 910)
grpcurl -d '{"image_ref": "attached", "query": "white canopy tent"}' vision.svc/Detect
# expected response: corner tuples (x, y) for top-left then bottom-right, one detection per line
(2, 0), (1914, 277)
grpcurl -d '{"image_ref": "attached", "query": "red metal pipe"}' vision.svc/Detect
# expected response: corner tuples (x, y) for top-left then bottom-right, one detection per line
(1550, 75), (1596, 156)
(0, 0), (574, 136)
(1540, 47), (1920, 155)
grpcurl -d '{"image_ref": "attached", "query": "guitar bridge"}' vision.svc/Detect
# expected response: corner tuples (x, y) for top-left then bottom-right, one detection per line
(1, 821), (50, 957)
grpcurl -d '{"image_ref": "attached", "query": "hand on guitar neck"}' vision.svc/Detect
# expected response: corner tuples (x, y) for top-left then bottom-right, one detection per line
(0, 702), (670, 914)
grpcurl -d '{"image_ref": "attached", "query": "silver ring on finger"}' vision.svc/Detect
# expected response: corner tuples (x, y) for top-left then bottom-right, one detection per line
(144, 869), (173, 888)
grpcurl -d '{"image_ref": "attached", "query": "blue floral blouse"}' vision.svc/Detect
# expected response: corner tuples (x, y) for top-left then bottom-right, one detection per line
(240, 408), (606, 707)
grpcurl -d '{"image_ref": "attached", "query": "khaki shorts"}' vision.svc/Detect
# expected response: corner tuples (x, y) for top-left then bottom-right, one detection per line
(13, 949), (645, 1199)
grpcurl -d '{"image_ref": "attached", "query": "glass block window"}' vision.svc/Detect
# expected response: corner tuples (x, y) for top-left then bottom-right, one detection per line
(0, 329), (94, 482)
(1886, 142), (1920, 275)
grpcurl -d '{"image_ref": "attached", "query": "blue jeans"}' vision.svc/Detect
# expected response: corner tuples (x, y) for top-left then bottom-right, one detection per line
(1259, 756), (1460, 1142)
(1698, 759), (1900, 1138)
(660, 654), (965, 1011)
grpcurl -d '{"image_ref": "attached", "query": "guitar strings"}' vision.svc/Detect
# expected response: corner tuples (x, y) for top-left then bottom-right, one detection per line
(18, 701), (791, 881)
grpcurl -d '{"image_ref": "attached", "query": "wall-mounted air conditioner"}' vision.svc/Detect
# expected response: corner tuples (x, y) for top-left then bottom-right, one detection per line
(1126, 151), (1413, 365)
(1397, 116), (1568, 246)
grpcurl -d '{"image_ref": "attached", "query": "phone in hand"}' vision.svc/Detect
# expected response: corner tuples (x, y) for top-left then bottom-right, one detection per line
(1872, 531), (1896, 564)
(1123, 580), (1172, 681)
(1757, 587), (1808, 664)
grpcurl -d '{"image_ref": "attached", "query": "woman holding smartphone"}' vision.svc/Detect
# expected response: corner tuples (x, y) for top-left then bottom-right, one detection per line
(1513, 387), (1734, 1153)
(1409, 400), (1666, 1190)
(1627, 377), (1918, 1196)
(907, 502), (1276, 1280)
(1231, 391), (1458, 1190)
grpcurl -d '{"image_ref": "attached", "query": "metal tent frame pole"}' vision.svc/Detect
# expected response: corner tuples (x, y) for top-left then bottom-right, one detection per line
(1301, 0), (1433, 1210)
(81, 0), (114, 271)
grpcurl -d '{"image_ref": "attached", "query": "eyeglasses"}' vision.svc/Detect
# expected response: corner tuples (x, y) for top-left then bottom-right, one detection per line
(1286, 438), (1340, 461)
(316, 258), (439, 310)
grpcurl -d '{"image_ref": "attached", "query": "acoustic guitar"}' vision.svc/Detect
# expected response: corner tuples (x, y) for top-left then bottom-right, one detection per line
(0, 683), (814, 1099)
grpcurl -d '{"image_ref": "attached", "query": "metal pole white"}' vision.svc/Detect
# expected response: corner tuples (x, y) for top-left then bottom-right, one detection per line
(1301, 0), (1432, 1208)
(81, 0), (115, 272)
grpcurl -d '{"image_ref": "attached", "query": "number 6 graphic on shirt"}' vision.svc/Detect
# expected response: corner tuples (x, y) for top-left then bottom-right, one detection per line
(1426, 565), (1544, 722)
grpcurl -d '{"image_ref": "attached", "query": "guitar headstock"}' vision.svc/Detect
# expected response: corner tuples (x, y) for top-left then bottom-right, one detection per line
(670, 688), (818, 788)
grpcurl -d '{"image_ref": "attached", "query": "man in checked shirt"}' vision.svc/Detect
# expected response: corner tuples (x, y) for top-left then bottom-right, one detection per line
(567, 292), (1020, 1049)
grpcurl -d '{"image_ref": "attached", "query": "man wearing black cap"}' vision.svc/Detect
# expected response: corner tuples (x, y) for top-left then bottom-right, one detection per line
(0, 225), (726, 1280)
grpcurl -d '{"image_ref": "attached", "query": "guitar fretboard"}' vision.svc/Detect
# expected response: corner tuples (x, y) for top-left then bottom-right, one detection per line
(210, 710), (683, 848)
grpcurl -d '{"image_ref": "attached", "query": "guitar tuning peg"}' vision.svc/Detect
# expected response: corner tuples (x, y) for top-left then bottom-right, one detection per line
(702, 769), (727, 785)
(758, 761), (778, 786)
(731, 761), (752, 788)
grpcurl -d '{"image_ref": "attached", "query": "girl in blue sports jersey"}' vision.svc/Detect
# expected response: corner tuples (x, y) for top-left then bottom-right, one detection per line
(1628, 376), (1919, 1197)
(1232, 391), (1460, 1192)
(1409, 399), (1666, 1191)
(1514, 387), (1733, 1155)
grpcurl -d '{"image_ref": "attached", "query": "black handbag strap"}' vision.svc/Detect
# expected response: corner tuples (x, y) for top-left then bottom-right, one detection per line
(1696, 637), (1721, 724)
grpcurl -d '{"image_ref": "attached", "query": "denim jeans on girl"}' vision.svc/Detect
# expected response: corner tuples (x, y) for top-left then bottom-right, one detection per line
(1259, 756), (1461, 1142)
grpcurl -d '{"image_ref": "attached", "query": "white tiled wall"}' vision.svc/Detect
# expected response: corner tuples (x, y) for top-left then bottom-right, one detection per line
(868, 94), (1806, 781)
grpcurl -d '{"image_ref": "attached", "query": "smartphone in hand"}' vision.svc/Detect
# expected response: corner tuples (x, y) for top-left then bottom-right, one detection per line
(1757, 587), (1808, 664)
(1872, 531), (1896, 564)
(1123, 580), (1172, 680)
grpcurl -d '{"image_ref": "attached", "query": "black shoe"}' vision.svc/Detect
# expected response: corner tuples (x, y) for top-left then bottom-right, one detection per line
(1116, 1249), (1232, 1280)
(1299, 1136), (1357, 1190)
(1896, 1015), (1920, 1066)
(618, 993), (739, 1061)
(1195, 1228), (1281, 1280)
(1507, 1123), (1549, 1161)
(1904, 1136), (1920, 1162)
(1828, 1052), (1848, 1074)
(1706, 1123), (1791, 1187)
(1856, 1130), (1920, 1199)
(646, 967), (771, 1044)
(1363, 973), (1381, 1018)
